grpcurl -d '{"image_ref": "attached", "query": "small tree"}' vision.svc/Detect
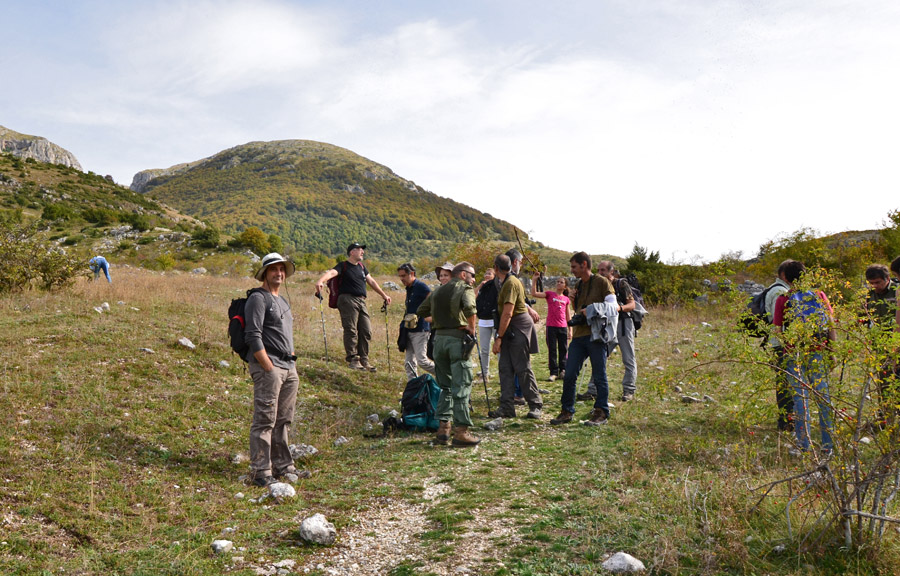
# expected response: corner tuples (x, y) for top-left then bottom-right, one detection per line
(239, 227), (271, 255)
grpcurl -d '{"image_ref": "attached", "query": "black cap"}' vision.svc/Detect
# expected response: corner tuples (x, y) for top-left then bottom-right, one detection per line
(347, 242), (366, 255)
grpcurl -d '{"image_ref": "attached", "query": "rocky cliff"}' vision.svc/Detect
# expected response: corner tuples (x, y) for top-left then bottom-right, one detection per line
(0, 125), (82, 171)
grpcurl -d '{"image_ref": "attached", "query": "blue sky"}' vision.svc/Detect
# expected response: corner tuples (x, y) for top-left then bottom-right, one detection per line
(3, 1), (900, 262)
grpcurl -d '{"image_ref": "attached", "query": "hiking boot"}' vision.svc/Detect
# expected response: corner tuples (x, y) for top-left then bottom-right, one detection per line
(576, 392), (596, 402)
(274, 466), (311, 483)
(360, 360), (377, 372)
(538, 388), (550, 395)
(621, 393), (634, 402)
(451, 426), (481, 447)
(550, 411), (573, 425)
(548, 374), (557, 382)
(526, 408), (542, 420)
(435, 420), (451, 445)
(348, 359), (365, 370)
(584, 408), (609, 426)
(251, 474), (277, 487)
(487, 408), (515, 419)
(513, 396), (526, 406)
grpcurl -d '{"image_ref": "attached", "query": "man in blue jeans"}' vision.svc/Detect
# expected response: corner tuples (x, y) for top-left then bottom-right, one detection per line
(551, 252), (616, 426)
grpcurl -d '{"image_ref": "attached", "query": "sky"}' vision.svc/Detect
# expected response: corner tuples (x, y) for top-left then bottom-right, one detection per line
(3, 0), (900, 262)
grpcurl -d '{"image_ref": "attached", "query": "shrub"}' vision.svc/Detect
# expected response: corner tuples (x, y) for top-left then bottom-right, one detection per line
(0, 220), (84, 292)
(239, 226), (270, 255)
(191, 225), (221, 248)
(41, 204), (76, 221)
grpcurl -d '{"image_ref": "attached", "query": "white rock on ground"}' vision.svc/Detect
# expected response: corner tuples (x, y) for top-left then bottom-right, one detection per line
(602, 551), (646, 573)
(101, 302), (110, 311)
(299, 513), (337, 545)
(177, 337), (196, 350)
(483, 418), (503, 431)
(289, 443), (319, 460)
(333, 436), (349, 447)
(219, 360), (230, 368)
(268, 482), (296, 500)
(211, 539), (233, 554)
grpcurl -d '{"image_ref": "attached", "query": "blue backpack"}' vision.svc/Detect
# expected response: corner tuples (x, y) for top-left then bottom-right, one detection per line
(401, 374), (442, 432)
(787, 290), (831, 341)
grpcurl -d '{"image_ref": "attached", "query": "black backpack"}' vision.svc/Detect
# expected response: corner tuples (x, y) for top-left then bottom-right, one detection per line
(616, 276), (646, 330)
(400, 374), (441, 431)
(740, 283), (776, 339)
(475, 278), (498, 320)
(228, 288), (268, 361)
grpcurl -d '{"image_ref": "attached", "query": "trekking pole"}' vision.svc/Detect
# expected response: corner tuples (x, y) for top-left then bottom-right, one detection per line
(315, 291), (329, 361)
(381, 300), (391, 374)
(475, 337), (494, 414)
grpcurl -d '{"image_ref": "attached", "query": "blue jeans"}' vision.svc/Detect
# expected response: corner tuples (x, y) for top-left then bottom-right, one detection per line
(560, 335), (608, 415)
(785, 350), (833, 451)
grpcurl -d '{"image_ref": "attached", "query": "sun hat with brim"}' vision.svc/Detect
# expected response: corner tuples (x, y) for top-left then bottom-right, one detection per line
(434, 261), (454, 276)
(255, 252), (296, 281)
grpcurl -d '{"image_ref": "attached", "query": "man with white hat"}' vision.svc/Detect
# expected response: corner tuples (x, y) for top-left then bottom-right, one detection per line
(245, 253), (305, 487)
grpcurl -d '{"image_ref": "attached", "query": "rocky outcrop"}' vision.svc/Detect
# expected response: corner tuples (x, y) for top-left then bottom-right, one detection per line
(0, 125), (82, 170)
(130, 161), (203, 193)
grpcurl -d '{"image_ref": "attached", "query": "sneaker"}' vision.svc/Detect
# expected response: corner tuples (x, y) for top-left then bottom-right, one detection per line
(274, 466), (311, 483)
(576, 392), (596, 402)
(621, 393), (634, 402)
(526, 408), (542, 419)
(252, 475), (277, 487)
(550, 411), (573, 425)
(584, 408), (609, 426)
(513, 396), (526, 406)
(548, 375), (557, 382)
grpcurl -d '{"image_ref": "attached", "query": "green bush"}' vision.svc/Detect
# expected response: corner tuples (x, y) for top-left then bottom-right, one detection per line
(191, 225), (221, 248)
(82, 207), (118, 226)
(41, 203), (77, 221)
(0, 221), (84, 292)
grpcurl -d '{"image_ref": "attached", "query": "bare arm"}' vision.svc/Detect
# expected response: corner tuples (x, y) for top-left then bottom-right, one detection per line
(530, 273), (548, 299)
(315, 269), (338, 295)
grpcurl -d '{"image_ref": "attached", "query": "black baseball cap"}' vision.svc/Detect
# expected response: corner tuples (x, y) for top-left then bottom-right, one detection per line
(347, 242), (366, 254)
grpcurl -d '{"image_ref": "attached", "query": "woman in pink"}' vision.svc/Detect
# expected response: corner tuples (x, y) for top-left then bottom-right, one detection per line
(531, 274), (572, 381)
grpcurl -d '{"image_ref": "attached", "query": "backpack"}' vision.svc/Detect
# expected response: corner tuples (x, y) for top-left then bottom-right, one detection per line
(786, 290), (832, 342)
(616, 276), (646, 330)
(325, 262), (347, 309)
(228, 288), (268, 361)
(739, 283), (776, 338)
(475, 278), (498, 320)
(400, 374), (442, 431)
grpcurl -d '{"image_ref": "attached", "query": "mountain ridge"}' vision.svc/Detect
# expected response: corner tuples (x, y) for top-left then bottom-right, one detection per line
(0, 125), (82, 171)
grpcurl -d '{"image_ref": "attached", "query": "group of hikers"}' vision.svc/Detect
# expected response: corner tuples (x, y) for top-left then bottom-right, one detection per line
(243, 244), (644, 485)
(757, 257), (900, 458)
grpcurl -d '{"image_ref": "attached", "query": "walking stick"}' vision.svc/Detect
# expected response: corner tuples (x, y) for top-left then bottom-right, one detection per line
(381, 300), (391, 373)
(475, 337), (494, 414)
(315, 291), (329, 361)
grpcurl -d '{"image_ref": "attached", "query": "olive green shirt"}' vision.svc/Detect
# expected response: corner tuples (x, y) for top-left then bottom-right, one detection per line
(572, 273), (614, 339)
(416, 278), (476, 330)
(497, 274), (528, 317)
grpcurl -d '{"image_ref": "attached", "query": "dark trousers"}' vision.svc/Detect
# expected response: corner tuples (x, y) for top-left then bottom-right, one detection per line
(546, 326), (568, 376)
(560, 335), (608, 416)
(773, 347), (794, 430)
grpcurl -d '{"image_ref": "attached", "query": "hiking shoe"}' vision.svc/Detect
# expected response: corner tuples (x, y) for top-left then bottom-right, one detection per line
(360, 360), (377, 372)
(251, 475), (277, 487)
(548, 374), (557, 382)
(513, 396), (526, 406)
(526, 408), (542, 420)
(487, 409), (515, 419)
(576, 392), (596, 402)
(584, 408), (609, 426)
(348, 359), (365, 370)
(275, 466), (311, 483)
(451, 426), (481, 447)
(435, 421), (451, 445)
(621, 393), (634, 402)
(538, 388), (551, 395)
(550, 411), (573, 425)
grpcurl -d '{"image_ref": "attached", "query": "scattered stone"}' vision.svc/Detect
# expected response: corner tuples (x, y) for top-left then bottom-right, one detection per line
(673, 347), (682, 354)
(289, 444), (318, 460)
(483, 418), (503, 431)
(117, 301), (125, 305)
(702, 395), (715, 403)
(367, 413), (380, 424)
(232, 453), (249, 464)
(388, 409), (399, 418)
(273, 559), (296, 569)
(235, 492), (245, 499)
(139, 348), (155, 354)
(268, 482), (296, 500)
(299, 513), (337, 546)
(602, 551), (646, 573)
(673, 385), (683, 393)
(701, 322), (712, 327)
(211, 539), (234, 554)
(860, 436), (872, 445)
(333, 436), (349, 447)
(681, 396), (703, 404)
(93, 307), (103, 314)
(772, 544), (786, 554)
(382, 281), (401, 291)
(219, 360), (231, 368)
(177, 337), (196, 350)
(101, 302), (110, 311)
(191, 267), (207, 275)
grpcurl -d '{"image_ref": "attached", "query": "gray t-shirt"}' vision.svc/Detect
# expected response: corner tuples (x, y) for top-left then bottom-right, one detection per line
(244, 289), (295, 369)
(764, 279), (790, 348)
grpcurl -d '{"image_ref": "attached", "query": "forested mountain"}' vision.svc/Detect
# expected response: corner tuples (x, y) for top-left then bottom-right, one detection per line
(132, 140), (523, 259)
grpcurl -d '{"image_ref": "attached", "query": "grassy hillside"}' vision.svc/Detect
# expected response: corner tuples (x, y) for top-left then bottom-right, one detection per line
(2, 268), (896, 575)
(136, 140), (525, 261)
